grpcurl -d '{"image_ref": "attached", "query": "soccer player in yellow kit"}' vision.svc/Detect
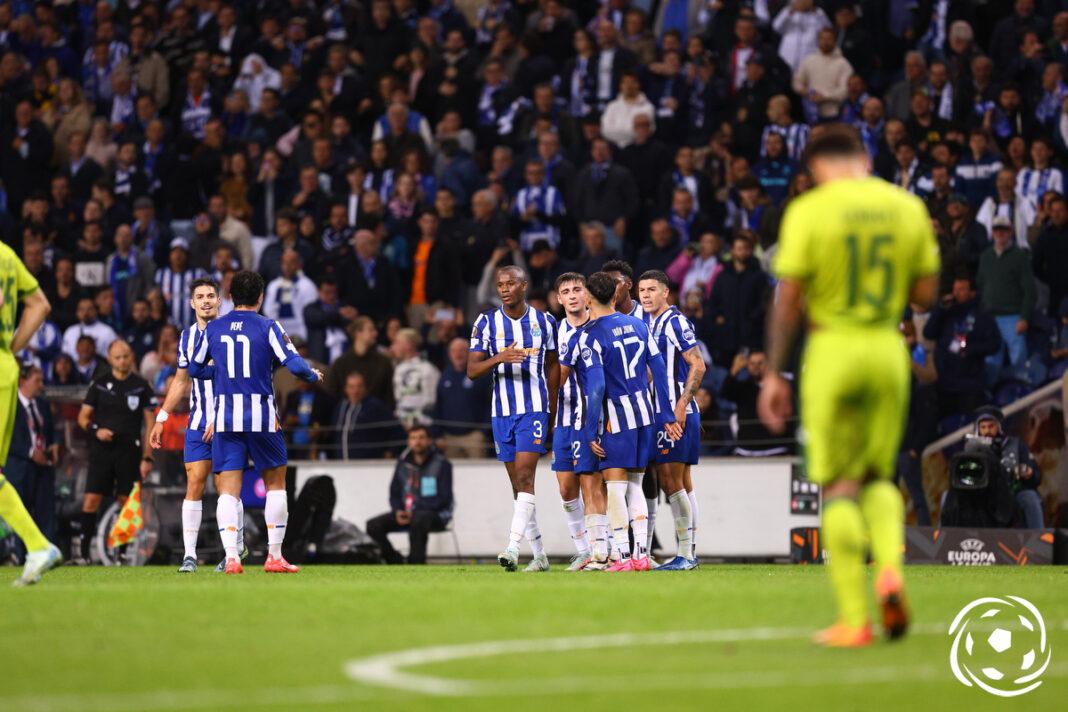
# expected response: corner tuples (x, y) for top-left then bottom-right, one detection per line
(0, 243), (62, 586)
(758, 126), (940, 647)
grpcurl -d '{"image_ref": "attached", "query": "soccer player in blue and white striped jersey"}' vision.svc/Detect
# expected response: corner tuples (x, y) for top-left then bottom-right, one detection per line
(562, 272), (679, 571)
(603, 258), (660, 555)
(189, 271), (323, 574)
(150, 277), (223, 573)
(468, 266), (559, 572)
(638, 270), (707, 570)
(550, 273), (592, 570)
(602, 259), (645, 319)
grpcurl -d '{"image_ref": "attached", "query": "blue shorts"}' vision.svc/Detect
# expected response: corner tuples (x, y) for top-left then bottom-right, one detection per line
(184, 429), (212, 464)
(491, 412), (548, 463)
(654, 412), (702, 465)
(572, 434), (600, 475)
(600, 425), (653, 471)
(551, 424), (576, 472)
(212, 431), (287, 473)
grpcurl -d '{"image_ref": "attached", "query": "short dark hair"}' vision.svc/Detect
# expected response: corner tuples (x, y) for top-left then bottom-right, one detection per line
(801, 123), (866, 165)
(601, 259), (633, 282)
(189, 277), (218, 297)
(586, 271), (617, 305)
(408, 424), (431, 438)
(554, 272), (586, 290)
(638, 270), (669, 288)
(230, 270), (265, 307)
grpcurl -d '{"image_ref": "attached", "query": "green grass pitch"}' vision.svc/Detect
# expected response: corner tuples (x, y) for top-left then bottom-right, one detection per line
(1, 564), (1065, 711)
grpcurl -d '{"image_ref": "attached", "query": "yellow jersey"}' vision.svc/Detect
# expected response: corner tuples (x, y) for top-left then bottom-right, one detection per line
(773, 176), (940, 331)
(0, 242), (40, 354)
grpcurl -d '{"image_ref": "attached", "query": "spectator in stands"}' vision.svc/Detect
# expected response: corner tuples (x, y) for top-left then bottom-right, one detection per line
(391, 329), (439, 428)
(977, 168), (1032, 248)
(122, 299), (156, 363)
(106, 223), (156, 327)
(62, 298), (117, 362)
(706, 234), (767, 366)
(343, 229), (403, 323)
(956, 128), (1002, 211)
(572, 221), (619, 276)
(977, 216), (1037, 384)
(73, 335), (107, 383)
(792, 27), (851, 123)
(365, 425), (454, 564)
(304, 278), (357, 365)
(6, 366), (58, 557)
(773, 0), (830, 76)
(432, 337), (491, 458)
(155, 238), (206, 327)
(885, 51), (927, 122)
(326, 317), (395, 408)
(667, 231), (722, 300)
(258, 208), (314, 285)
(635, 218), (683, 278)
(924, 275), (1002, 420)
(721, 351), (792, 456)
(898, 316), (938, 526)
(512, 160), (566, 252)
(1033, 195), (1068, 316)
(600, 70), (654, 148)
(263, 249), (318, 341)
(282, 374), (336, 462)
(332, 372), (396, 461)
(48, 257), (85, 333)
(571, 137), (638, 247)
(407, 208), (462, 327)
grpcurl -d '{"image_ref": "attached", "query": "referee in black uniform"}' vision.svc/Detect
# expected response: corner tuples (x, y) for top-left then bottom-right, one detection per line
(75, 339), (156, 562)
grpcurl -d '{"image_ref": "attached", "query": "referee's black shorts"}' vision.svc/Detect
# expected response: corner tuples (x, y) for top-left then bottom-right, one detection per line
(85, 441), (141, 497)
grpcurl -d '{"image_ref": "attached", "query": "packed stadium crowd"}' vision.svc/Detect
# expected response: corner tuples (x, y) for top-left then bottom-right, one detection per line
(0, 0), (1066, 464)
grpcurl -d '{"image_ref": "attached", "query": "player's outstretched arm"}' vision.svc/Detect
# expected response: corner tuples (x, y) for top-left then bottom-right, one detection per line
(270, 321), (321, 382)
(647, 350), (681, 439)
(150, 368), (192, 449)
(545, 349), (560, 424)
(10, 289), (50, 355)
(578, 365), (605, 448)
(758, 279), (802, 434)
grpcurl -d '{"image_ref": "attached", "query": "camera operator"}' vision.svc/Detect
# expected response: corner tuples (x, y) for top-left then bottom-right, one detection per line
(974, 407), (1044, 529)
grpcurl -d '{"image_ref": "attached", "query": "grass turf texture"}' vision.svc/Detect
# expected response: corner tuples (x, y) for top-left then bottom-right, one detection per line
(1, 564), (1066, 711)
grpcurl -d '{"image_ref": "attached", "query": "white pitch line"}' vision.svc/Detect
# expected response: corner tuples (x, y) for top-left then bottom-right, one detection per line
(343, 621), (1068, 697)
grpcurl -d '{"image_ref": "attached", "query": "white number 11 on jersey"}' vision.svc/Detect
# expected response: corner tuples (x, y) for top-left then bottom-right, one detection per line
(220, 334), (251, 378)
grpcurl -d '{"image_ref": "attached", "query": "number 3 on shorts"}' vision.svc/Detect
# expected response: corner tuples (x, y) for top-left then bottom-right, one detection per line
(532, 420), (543, 439)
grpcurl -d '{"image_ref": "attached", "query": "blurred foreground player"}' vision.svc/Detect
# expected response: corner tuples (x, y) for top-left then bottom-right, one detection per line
(758, 125), (940, 646)
(468, 266), (559, 572)
(190, 271), (323, 574)
(0, 244), (61, 585)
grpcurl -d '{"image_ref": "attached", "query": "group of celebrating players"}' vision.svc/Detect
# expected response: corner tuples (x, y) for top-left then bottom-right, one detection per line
(469, 260), (705, 572)
(3, 122), (935, 651)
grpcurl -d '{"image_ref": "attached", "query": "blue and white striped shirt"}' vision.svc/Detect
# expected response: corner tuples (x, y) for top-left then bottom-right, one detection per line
(156, 266), (207, 327)
(177, 323), (214, 431)
(1016, 167), (1064, 208)
(513, 184), (565, 251)
(648, 306), (700, 416)
(556, 315), (589, 428)
(470, 305), (558, 418)
(563, 313), (661, 433)
(760, 123), (809, 163)
(191, 310), (316, 432)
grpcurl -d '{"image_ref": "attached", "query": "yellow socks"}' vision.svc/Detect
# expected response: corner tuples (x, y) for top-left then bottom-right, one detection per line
(822, 498), (868, 628)
(0, 474), (50, 553)
(859, 479), (905, 579)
